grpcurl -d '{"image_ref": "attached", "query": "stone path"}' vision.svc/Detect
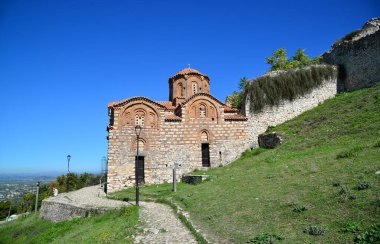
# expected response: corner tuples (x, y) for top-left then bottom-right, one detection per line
(134, 201), (197, 244)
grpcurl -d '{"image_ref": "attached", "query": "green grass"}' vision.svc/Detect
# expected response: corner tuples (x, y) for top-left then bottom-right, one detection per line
(0, 206), (138, 243)
(110, 84), (380, 243)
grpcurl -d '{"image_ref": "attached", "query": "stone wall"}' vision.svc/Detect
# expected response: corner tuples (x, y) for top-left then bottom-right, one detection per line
(40, 200), (107, 222)
(322, 18), (380, 92)
(107, 101), (248, 192)
(246, 69), (337, 148)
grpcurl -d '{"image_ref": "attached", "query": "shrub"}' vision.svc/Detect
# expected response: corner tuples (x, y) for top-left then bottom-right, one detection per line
(332, 181), (343, 187)
(293, 205), (308, 213)
(373, 141), (380, 148)
(244, 65), (337, 112)
(247, 232), (284, 243)
(339, 185), (356, 200)
(357, 181), (372, 190)
(354, 223), (380, 243)
(304, 226), (328, 236)
(336, 146), (364, 159)
(340, 222), (363, 233)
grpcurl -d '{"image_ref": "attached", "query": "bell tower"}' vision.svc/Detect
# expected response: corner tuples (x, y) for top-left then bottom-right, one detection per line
(169, 68), (210, 105)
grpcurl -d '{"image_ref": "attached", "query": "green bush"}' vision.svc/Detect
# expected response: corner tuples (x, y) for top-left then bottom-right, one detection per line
(356, 181), (372, 190)
(354, 223), (380, 243)
(293, 205), (308, 213)
(340, 222), (363, 233)
(339, 185), (356, 200)
(303, 226), (328, 236)
(247, 232), (284, 243)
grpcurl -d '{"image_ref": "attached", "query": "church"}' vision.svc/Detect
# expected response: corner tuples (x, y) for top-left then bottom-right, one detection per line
(106, 68), (249, 192)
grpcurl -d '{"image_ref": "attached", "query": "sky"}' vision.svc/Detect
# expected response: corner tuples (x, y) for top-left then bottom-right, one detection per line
(0, 0), (378, 175)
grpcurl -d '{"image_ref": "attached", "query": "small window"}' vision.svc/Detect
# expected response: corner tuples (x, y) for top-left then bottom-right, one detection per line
(199, 104), (206, 118)
(192, 83), (197, 95)
(135, 115), (145, 126)
(137, 140), (144, 153)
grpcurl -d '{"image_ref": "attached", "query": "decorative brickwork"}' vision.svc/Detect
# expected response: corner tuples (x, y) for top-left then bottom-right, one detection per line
(107, 68), (248, 192)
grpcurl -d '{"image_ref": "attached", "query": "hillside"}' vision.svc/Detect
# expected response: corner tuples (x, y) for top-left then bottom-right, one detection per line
(0, 207), (138, 243)
(112, 84), (380, 243)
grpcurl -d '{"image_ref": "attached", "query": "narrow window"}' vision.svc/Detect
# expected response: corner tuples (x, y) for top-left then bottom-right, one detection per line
(192, 83), (197, 95)
(199, 105), (206, 118)
(178, 83), (183, 97)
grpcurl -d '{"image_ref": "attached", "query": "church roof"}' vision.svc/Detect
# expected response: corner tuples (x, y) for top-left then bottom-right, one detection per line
(156, 101), (176, 110)
(108, 96), (166, 109)
(170, 68), (209, 80)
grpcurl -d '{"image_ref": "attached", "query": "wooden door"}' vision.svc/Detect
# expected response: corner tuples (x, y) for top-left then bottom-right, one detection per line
(201, 143), (210, 167)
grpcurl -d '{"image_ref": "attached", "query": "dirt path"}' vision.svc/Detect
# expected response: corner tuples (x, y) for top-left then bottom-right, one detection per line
(134, 201), (197, 244)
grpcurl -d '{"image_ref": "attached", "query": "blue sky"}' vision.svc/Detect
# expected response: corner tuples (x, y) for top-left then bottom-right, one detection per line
(0, 0), (378, 174)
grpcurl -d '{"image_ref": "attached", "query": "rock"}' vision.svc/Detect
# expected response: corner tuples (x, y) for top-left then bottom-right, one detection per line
(258, 132), (284, 149)
(182, 175), (208, 184)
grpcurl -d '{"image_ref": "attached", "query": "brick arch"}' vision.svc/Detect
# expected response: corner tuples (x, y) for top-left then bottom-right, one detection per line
(131, 137), (148, 155)
(186, 97), (219, 122)
(197, 128), (214, 143)
(119, 101), (160, 129)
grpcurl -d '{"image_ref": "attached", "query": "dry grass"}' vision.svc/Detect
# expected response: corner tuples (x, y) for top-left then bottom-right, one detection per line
(243, 65), (337, 112)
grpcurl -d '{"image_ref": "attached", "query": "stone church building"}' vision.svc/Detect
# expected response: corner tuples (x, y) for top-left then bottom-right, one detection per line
(106, 68), (249, 192)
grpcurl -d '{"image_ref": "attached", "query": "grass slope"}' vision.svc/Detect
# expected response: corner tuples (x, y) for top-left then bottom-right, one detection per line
(0, 206), (138, 243)
(111, 84), (380, 243)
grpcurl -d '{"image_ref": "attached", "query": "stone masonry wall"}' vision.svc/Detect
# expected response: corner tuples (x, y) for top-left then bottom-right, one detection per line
(246, 75), (337, 148)
(322, 18), (380, 92)
(107, 104), (248, 192)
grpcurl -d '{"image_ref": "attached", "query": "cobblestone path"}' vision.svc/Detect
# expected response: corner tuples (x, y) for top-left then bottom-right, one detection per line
(134, 201), (197, 244)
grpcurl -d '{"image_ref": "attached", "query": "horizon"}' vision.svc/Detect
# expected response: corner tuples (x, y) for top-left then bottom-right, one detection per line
(0, 0), (378, 174)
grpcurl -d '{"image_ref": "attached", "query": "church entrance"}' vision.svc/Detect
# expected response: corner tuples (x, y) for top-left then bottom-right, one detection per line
(201, 143), (210, 167)
(135, 156), (145, 184)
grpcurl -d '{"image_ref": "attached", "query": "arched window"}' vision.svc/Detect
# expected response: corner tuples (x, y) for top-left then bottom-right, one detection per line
(137, 139), (144, 153)
(178, 83), (184, 97)
(199, 104), (206, 118)
(201, 131), (208, 142)
(135, 110), (145, 126)
(192, 83), (197, 95)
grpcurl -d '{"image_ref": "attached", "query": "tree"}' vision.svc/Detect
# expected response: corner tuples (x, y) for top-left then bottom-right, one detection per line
(266, 48), (320, 71)
(0, 200), (16, 220)
(226, 77), (249, 109)
(266, 48), (289, 71)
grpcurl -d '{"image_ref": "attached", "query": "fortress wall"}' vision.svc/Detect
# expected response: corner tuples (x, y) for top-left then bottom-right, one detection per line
(246, 75), (337, 148)
(322, 18), (380, 92)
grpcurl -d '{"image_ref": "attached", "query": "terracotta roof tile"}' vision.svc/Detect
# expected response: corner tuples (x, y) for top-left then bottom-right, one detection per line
(165, 115), (182, 121)
(224, 115), (248, 121)
(224, 105), (238, 113)
(156, 101), (176, 110)
(108, 96), (166, 108)
(171, 68), (209, 79)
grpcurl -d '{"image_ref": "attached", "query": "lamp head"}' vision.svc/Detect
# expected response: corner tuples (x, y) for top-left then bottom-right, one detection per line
(135, 125), (142, 137)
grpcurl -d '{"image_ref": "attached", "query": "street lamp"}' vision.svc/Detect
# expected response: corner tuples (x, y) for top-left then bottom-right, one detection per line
(67, 155), (71, 173)
(134, 125), (142, 206)
(66, 155), (71, 192)
(35, 181), (40, 214)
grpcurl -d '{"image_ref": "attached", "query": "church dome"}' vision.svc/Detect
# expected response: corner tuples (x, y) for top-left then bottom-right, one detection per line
(170, 68), (209, 80)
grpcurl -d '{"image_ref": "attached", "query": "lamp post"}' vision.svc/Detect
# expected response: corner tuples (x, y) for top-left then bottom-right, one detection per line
(66, 155), (71, 192)
(134, 125), (142, 206)
(67, 155), (71, 173)
(35, 181), (40, 214)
